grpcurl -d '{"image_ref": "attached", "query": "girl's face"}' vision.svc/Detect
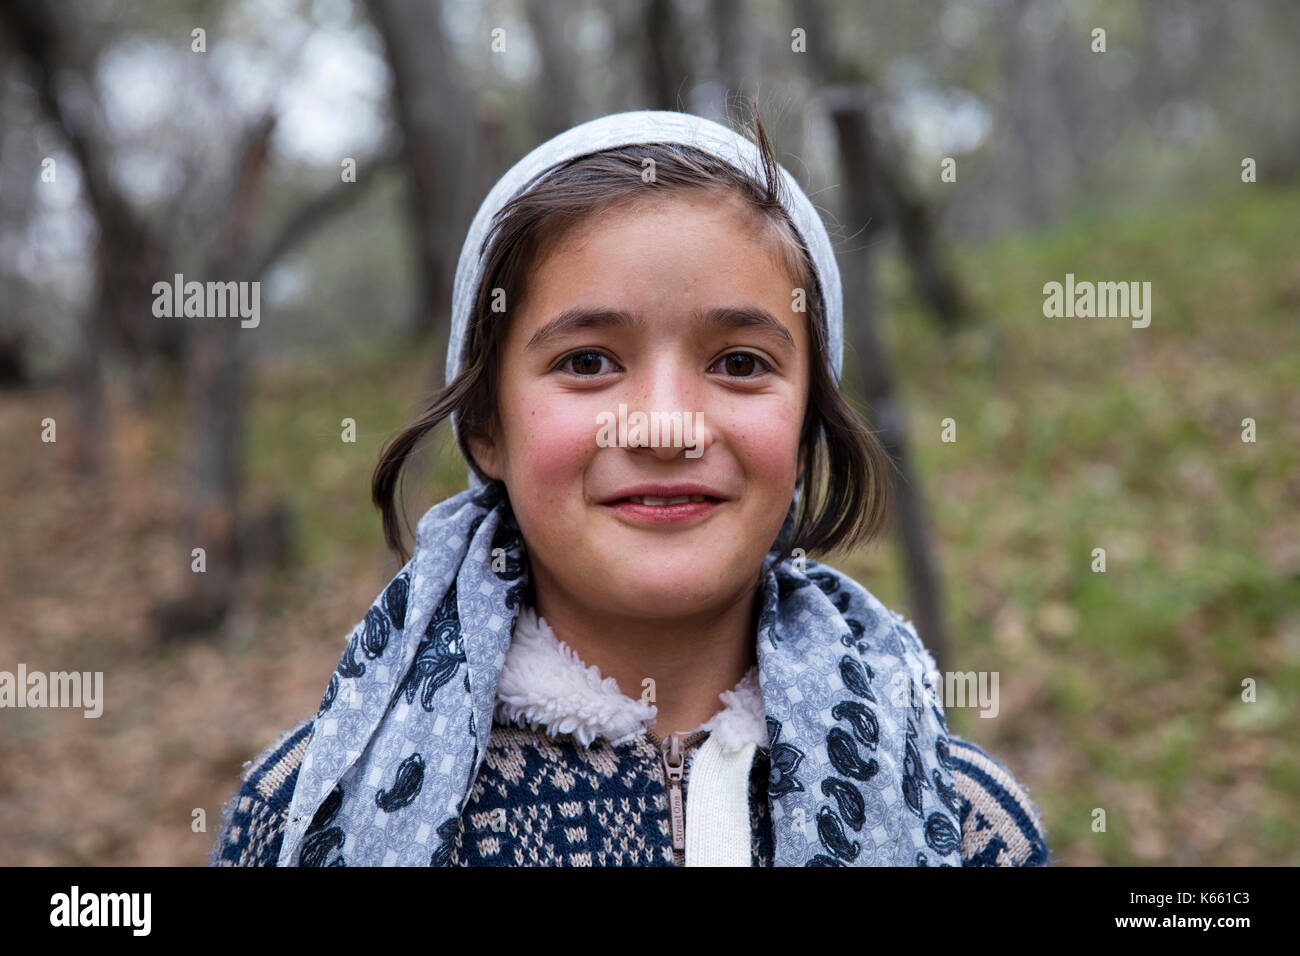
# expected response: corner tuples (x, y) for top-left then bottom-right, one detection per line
(468, 188), (810, 619)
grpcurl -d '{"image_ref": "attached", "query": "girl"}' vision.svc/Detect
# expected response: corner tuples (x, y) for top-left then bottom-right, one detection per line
(210, 108), (1049, 867)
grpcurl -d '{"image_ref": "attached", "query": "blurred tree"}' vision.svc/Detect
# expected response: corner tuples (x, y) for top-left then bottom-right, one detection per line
(526, 0), (578, 139)
(366, 0), (478, 353)
(1, 0), (179, 474)
(4, 0), (400, 636)
(644, 0), (690, 111)
(793, 0), (965, 669)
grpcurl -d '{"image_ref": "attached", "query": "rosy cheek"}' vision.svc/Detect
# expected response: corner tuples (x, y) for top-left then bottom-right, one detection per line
(735, 407), (802, 482)
(513, 401), (595, 492)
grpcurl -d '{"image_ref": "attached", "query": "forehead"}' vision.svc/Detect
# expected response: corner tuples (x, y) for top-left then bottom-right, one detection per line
(521, 190), (806, 315)
(548, 185), (790, 258)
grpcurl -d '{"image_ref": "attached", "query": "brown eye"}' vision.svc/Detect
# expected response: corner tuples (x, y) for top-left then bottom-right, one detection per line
(560, 350), (611, 376)
(714, 351), (772, 378)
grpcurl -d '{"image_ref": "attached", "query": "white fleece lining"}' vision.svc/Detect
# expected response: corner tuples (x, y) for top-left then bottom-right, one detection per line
(697, 661), (769, 753)
(685, 737), (759, 866)
(493, 605), (769, 751)
(493, 605), (656, 747)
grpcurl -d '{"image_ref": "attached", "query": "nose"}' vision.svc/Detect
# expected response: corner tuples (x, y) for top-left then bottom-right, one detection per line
(624, 354), (714, 463)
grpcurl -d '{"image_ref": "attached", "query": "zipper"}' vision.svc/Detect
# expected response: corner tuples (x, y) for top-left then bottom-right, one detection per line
(644, 727), (710, 866)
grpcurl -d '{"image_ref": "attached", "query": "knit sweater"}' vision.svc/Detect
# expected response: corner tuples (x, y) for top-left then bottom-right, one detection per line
(209, 607), (1050, 867)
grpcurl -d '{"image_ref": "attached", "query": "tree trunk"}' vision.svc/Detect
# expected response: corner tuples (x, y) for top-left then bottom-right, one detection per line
(526, 0), (578, 139)
(366, 0), (477, 349)
(828, 88), (950, 674)
(644, 0), (688, 111)
(1, 0), (180, 473)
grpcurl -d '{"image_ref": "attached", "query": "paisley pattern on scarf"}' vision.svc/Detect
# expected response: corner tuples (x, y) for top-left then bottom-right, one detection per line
(275, 480), (963, 867)
(207, 711), (1054, 867)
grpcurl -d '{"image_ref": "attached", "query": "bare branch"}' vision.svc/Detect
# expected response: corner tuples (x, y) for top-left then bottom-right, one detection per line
(246, 151), (402, 281)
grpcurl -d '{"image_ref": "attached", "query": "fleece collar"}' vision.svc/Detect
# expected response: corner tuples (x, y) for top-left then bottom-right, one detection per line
(493, 604), (769, 754)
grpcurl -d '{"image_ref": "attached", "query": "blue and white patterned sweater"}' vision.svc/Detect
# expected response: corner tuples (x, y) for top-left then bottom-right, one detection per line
(209, 606), (1050, 867)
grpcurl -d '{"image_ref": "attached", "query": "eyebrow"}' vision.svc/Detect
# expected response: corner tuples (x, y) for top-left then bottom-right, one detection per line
(524, 306), (797, 353)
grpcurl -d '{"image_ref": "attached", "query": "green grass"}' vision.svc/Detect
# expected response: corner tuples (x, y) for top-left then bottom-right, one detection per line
(843, 180), (1300, 864)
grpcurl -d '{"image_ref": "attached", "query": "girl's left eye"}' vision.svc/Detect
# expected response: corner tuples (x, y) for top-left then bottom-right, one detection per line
(710, 351), (773, 378)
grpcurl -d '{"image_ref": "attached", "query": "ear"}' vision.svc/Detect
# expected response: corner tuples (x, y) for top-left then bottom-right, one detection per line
(465, 423), (504, 482)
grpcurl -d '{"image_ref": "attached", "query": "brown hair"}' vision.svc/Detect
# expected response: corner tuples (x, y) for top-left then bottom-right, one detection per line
(372, 104), (896, 567)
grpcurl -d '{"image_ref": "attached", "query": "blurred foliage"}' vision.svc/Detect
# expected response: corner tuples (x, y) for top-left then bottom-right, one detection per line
(823, 181), (1300, 865)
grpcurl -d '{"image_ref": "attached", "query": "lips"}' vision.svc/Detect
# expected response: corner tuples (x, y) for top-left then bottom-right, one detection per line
(602, 497), (724, 524)
(598, 483), (728, 505)
(610, 494), (721, 505)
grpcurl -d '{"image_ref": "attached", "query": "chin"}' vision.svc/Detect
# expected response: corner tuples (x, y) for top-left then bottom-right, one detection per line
(605, 565), (744, 606)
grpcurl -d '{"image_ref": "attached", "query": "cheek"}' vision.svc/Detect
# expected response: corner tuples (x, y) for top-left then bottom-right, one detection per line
(505, 396), (595, 492)
(733, 404), (803, 487)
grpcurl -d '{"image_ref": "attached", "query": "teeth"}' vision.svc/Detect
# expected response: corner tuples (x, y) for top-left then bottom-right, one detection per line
(625, 495), (708, 505)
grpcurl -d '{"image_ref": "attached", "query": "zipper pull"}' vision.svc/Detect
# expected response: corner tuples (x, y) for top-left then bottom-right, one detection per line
(662, 732), (686, 851)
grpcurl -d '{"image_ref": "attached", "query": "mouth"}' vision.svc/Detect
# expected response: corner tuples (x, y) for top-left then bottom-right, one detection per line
(606, 494), (721, 505)
(600, 494), (725, 524)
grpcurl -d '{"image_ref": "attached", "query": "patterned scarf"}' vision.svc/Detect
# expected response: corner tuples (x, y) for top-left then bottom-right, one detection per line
(276, 111), (963, 865)
(276, 480), (963, 866)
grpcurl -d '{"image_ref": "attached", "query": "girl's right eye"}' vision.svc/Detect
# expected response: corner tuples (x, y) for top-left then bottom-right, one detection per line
(555, 350), (617, 376)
